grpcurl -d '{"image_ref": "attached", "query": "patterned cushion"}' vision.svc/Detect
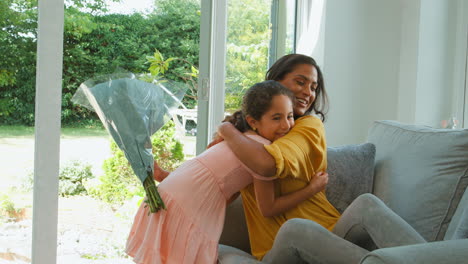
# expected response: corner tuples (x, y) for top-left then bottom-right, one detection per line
(326, 143), (376, 213)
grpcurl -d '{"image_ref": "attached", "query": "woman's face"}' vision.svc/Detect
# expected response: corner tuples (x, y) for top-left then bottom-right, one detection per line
(249, 95), (294, 142)
(278, 64), (318, 117)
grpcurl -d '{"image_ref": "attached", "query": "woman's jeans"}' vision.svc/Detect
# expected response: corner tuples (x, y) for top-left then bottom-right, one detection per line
(262, 193), (426, 264)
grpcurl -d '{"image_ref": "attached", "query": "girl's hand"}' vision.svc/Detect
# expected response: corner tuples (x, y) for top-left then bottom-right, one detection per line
(307, 171), (329, 194)
(153, 161), (170, 182)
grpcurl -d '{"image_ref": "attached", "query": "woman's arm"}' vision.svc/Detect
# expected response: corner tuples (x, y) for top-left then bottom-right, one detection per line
(153, 160), (170, 182)
(218, 122), (276, 176)
(254, 171), (329, 217)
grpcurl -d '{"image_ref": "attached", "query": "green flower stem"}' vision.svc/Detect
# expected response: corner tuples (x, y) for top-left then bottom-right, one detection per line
(143, 171), (166, 213)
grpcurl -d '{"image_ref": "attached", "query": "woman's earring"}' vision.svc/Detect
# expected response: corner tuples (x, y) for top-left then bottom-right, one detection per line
(253, 127), (257, 131)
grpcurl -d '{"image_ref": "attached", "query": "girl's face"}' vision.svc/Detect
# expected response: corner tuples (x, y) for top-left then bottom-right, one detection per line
(278, 64), (318, 117)
(248, 95), (294, 142)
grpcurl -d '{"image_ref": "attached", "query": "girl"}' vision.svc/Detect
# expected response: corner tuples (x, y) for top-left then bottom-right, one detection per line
(125, 80), (329, 264)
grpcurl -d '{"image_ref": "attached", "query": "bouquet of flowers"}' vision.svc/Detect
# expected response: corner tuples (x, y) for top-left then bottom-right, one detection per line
(72, 73), (186, 213)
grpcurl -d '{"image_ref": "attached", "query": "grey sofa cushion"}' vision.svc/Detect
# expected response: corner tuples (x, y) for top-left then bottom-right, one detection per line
(219, 196), (250, 253)
(445, 187), (468, 240)
(368, 120), (468, 241)
(326, 143), (376, 213)
(451, 208), (468, 239)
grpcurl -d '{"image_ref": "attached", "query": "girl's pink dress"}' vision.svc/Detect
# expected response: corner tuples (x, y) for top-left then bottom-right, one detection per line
(126, 135), (269, 264)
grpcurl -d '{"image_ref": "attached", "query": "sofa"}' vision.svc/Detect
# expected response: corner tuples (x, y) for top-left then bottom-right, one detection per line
(218, 120), (468, 263)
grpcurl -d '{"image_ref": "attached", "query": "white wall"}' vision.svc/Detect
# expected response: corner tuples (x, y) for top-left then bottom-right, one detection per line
(322, 0), (462, 146)
(413, 0), (453, 126)
(397, 0), (420, 124)
(322, 0), (401, 146)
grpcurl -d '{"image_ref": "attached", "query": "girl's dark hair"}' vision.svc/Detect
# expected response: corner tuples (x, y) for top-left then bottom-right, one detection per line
(224, 80), (294, 132)
(266, 54), (329, 122)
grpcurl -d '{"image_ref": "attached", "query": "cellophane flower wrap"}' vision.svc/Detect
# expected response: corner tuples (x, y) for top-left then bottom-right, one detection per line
(72, 73), (186, 213)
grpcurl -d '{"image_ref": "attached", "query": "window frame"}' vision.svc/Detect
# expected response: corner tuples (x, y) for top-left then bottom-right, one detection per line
(453, 0), (468, 128)
(32, 0), (64, 263)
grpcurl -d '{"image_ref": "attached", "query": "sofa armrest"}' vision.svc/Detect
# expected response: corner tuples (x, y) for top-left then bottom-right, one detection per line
(360, 239), (468, 264)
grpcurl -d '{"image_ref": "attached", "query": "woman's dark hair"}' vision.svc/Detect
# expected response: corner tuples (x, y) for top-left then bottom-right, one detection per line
(266, 54), (329, 122)
(224, 80), (294, 132)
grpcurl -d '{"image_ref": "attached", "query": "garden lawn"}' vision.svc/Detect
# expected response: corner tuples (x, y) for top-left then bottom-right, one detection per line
(0, 125), (111, 192)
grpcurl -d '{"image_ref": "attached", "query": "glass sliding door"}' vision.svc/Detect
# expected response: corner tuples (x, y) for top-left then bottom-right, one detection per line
(464, 38), (468, 128)
(25, 0), (205, 263)
(17, 0), (307, 262)
(224, 0), (298, 114)
(269, 0), (297, 66)
(196, 0), (228, 154)
(55, 0), (203, 263)
(0, 0), (38, 262)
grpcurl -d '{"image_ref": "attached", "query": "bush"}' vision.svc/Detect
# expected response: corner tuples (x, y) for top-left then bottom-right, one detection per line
(151, 119), (185, 171)
(21, 160), (94, 197)
(89, 120), (184, 206)
(59, 160), (94, 197)
(0, 194), (23, 222)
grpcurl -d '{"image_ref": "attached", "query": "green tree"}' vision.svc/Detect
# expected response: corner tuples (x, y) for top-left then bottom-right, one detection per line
(147, 0), (200, 108)
(225, 0), (271, 112)
(0, 0), (116, 124)
(1, 0), (272, 124)
(0, 0), (201, 126)
(0, 0), (38, 122)
(145, 49), (199, 108)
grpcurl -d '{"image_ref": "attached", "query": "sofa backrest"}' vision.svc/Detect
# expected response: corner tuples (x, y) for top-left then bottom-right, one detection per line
(367, 120), (468, 241)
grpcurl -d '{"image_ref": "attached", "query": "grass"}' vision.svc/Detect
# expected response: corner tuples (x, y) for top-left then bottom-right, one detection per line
(0, 126), (35, 137)
(0, 125), (108, 138)
(61, 126), (108, 137)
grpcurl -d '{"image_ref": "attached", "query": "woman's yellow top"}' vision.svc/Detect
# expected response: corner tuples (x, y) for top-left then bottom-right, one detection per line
(240, 115), (341, 260)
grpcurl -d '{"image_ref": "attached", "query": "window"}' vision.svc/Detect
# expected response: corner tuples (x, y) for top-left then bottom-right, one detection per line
(6, 0), (308, 262)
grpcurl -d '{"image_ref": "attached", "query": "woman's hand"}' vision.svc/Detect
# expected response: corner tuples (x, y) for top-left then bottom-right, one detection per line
(207, 122), (235, 149)
(217, 122), (236, 139)
(153, 160), (170, 182)
(307, 171), (329, 194)
(206, 132), (224, 149)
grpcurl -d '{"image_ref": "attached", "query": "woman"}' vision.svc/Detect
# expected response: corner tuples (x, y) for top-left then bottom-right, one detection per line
(217, 54), (425, 263)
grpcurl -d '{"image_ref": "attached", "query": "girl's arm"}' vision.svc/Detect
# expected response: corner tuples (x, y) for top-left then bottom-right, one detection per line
(254, 171), (328, 217)
(218, 122), (276, 177)
(153, 161), (170, 182)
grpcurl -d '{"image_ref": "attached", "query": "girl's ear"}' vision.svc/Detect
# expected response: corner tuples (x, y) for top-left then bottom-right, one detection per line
(245, 115), (257, 131)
